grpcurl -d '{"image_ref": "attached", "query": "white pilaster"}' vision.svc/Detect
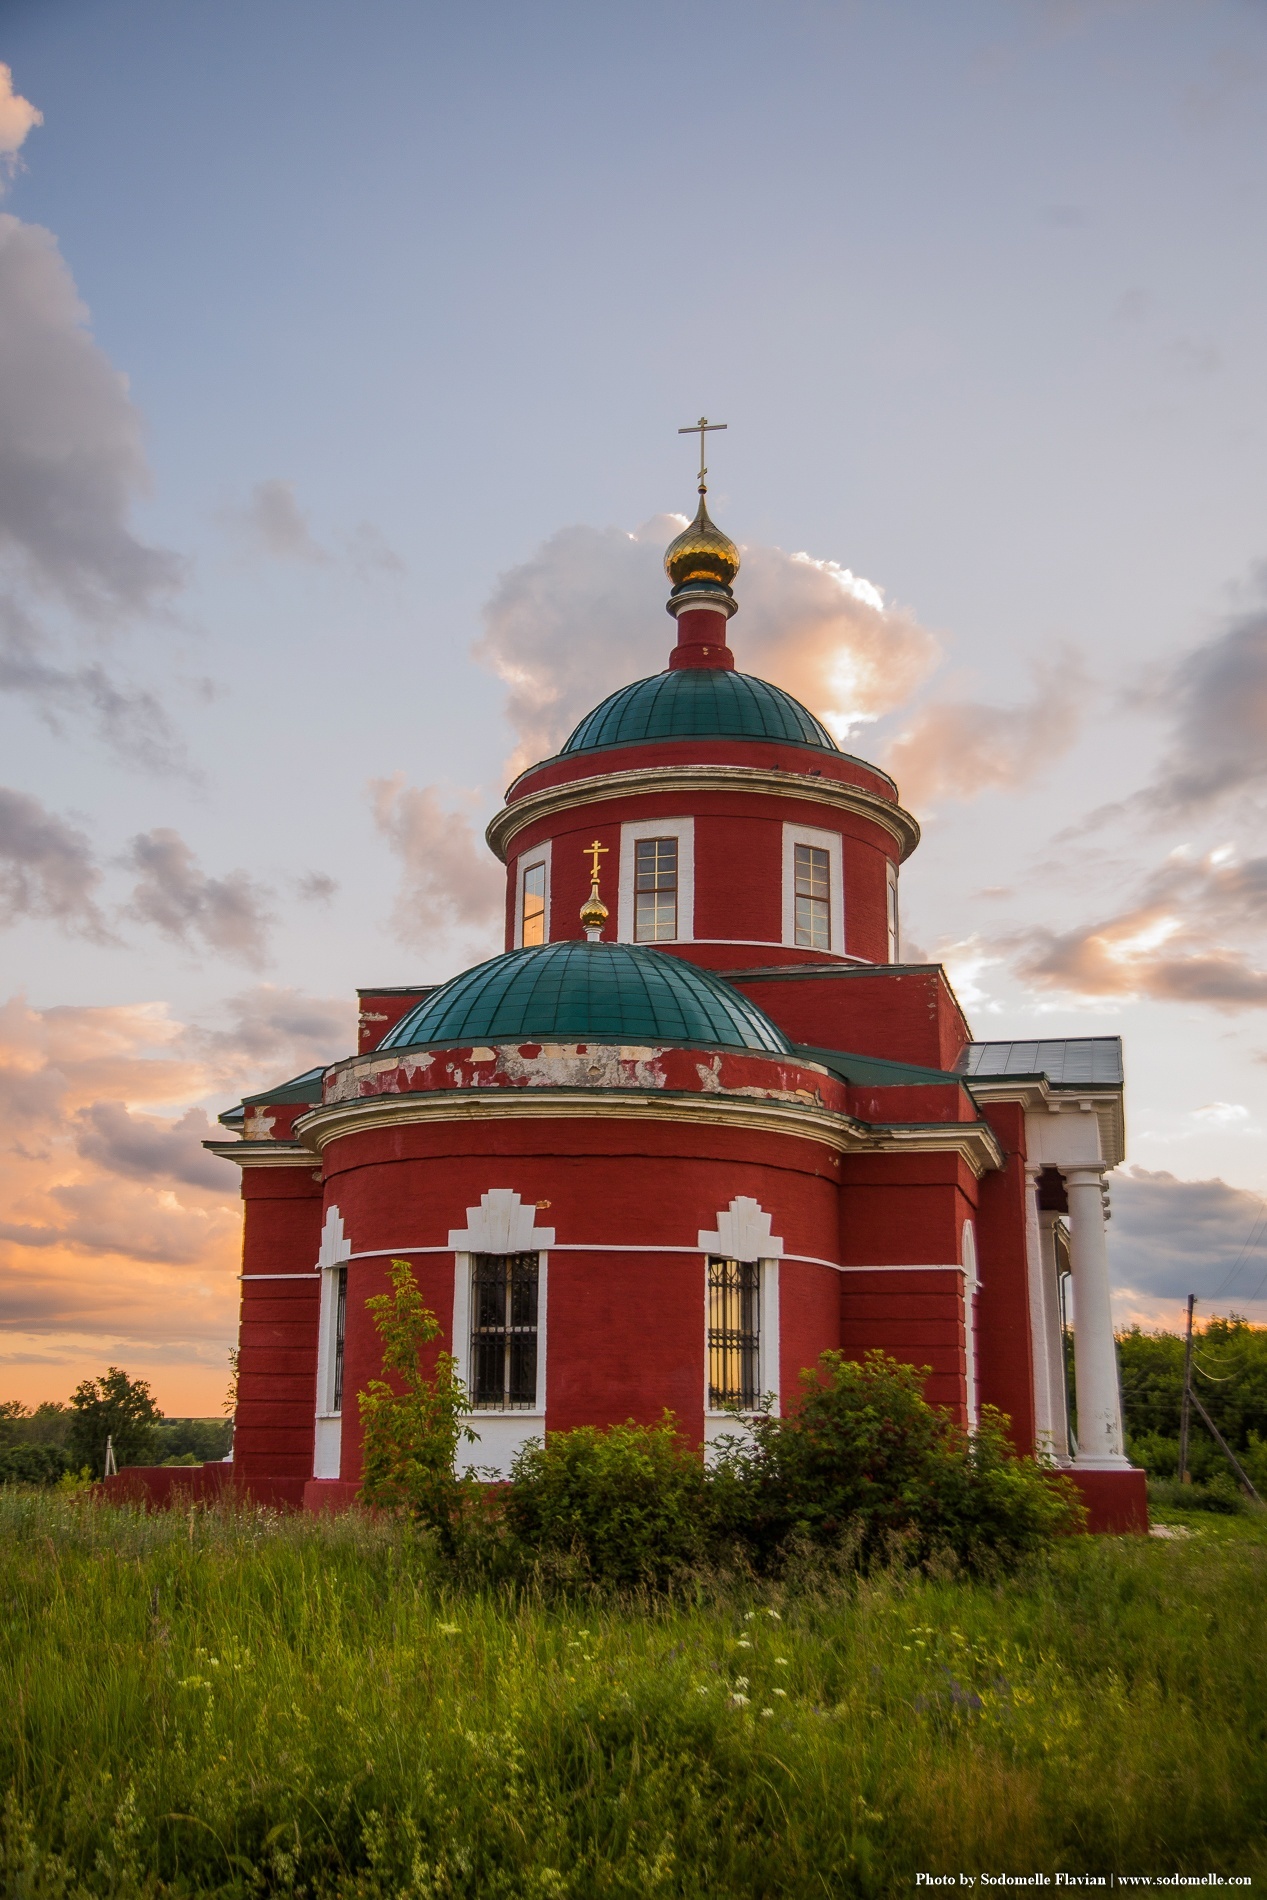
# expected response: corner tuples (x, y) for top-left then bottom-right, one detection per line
(1024, 1166), (1059, 1457)
(1065, 1166), (1128, 1467)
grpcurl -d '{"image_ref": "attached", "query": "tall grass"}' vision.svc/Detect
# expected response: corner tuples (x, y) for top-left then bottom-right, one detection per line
(2, 1490), (1264, 1896)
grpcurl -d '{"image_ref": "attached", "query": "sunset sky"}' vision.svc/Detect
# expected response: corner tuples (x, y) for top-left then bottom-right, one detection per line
(2, 0), (1266, 1414)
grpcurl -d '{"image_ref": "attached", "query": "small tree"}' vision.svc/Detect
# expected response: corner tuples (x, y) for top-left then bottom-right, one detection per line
(66, 1368), (160, 1477)
(357, 1260), (478, 1553)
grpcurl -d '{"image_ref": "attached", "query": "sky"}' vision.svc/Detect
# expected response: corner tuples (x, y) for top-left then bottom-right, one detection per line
(1, 0), (1266, 1413)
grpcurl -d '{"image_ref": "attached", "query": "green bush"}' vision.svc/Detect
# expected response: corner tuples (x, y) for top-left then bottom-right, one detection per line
(1149, 1475), (1251, 1516)
(711, 1350), (1084, 1571)
(0, 1443), (72, 1487)
(506, 1413), (714, 1585)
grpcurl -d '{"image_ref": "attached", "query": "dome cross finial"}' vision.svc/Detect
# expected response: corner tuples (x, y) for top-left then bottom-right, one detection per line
(678, 414), (727, 495)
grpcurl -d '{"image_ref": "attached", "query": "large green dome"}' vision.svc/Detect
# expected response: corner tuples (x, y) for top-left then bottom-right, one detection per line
(380, 941), (795, 1056)
(561, 669), (839, 756)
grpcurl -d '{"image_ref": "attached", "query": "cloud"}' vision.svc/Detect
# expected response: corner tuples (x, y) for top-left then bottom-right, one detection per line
(369, 775), (503, 953)
(123, 829), (273, 965)
(73, 1101), (227, 1191)
(1107, 1167), (1267, 1314)
(0, 215), (182, 616)
(476, 516), (941, 778)
(0, 214), (186, 767)
(0, 986), (353, 1407)
(295, 870), (338, 904)
(883, 655), (1087, 806)
(1009, 847), (1267, 1009)
(1125, 609), (1267, 820)
(0, 65), (42, 175)
(0, 786), (110, 939)
(222, 478), (330, 564)
(0, 597), (187, 772)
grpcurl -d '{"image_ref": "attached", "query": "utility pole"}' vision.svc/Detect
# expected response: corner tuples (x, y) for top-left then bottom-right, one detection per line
(1178, 1293), (1195, 1485)
(103, 1433), (117, 1479)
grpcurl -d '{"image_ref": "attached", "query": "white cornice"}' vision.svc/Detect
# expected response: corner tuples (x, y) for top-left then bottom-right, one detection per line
(486, 763), (921, 863)
(964, 1078), (1124, 1170)
(203, 1140), (319, 1171)
(292, 1088), (1001, 1176)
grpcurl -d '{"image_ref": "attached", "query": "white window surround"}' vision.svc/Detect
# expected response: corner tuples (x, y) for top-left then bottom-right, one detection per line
(886, 862), (900, 963)
(699, 1197), (783, 1440)
(449, 1191), (555, 1477)
(962, 1219), (979, 1430)
(617, 816), (694, 944)
(313, 1204), (352, 1481)
(781, 822), (845, 955)
(513, 840), (552, 948)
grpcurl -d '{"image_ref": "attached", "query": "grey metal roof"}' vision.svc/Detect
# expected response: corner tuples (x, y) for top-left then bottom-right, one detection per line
(955, 1037), (1123, 1087)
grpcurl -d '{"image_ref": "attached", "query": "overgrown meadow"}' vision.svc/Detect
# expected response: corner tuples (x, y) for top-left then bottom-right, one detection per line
(2, 1489), (1264, 1897)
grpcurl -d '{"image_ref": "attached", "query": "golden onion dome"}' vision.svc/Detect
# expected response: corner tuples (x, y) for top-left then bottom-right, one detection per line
(664, 492), (741, 590)
(579, 884), (609, 937)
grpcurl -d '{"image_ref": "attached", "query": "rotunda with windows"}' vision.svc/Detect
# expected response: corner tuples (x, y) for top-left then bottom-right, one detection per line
(208, 479), (1145, 1533)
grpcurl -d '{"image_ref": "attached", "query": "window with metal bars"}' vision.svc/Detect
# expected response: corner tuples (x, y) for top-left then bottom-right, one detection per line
(634, 836), (678, 941)
(331, 1266), (348, 1414)
(470, 1252), (540, 1409)
(707, 1256), (761, 1409)
(521, 862), (546, 946)
(794, 843), (831, 950)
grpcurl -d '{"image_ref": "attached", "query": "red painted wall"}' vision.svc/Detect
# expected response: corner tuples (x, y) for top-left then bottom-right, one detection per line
(232, 1166), (323, 1502)
(729, 966), (971, 1069)
(973, 1101), (1038, 1451)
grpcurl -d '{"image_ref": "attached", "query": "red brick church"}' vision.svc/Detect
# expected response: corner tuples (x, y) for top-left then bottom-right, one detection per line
(208, 461), (1144, 1532)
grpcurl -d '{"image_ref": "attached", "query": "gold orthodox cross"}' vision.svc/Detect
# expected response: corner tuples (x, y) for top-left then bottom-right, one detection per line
(678, 415), (727, 489)
(583, 838), (609, 885)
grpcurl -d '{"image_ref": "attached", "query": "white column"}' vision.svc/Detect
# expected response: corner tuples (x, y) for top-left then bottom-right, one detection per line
(1038, 1212), (1071, 1462)
(1065, 1166), (1128, 1467)
(1023, 1166), (1057, 1455)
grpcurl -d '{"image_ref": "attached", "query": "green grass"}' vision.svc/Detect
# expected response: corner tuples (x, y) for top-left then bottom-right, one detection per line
(1, 1492), (1265, 1896)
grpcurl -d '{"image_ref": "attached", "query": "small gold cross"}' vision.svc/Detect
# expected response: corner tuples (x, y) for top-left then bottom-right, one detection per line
(678, 415), (727, 491)
(583, 838), (609, 885)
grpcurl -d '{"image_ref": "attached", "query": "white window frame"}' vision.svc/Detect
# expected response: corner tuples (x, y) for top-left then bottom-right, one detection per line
(313, 1205), (352, 1480)
(782, 823), (844, 955)
(886, 861), (900, 962)
(448, 1191), (556, 1476)
(513, 840), (552, 948)
(618, 816), (694, 944)
(698, 1197), (783, 1447)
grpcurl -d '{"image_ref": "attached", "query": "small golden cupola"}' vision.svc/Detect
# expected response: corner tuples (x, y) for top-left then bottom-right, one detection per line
(663, 492), (741, 593)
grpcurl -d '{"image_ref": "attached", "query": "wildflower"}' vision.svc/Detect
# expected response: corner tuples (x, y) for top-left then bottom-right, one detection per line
(736, 1639), (753, 1649)
(177, 1677), (211, 1691)
(761, 1708), (774, 1718)
(695, 1685), (710, 1695)
(744, 1610), (757, 1621)
(727, 1693), (750, 1708)
(735, 1676), (749, 1689)
(774, 1657), (789, 1667)
(765, 1609), (782, 1620)
(772, 1688), (787, 1698)
(437, 1623), (461, 1636)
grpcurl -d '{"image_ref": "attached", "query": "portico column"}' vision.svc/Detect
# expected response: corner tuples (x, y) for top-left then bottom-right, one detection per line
(1037, 1211), (1070, 1461)
(1023, 1165), (1058, 1455)
(1065, 1166), (1128, 1467)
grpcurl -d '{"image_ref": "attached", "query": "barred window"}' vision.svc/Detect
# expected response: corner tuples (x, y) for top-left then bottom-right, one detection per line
(794, 843), (831, 950)
(331, 1266), (348, 1414)
(522, 862), (546, 947)
(471, 1252), (540, 1409)
(634, 836), (678, 941)
(708, 1256), (761, 1409)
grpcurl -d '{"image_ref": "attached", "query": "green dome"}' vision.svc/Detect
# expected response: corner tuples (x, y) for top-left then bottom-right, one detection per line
(380, 941), (794, 1056)
(561, 669), (839, 756)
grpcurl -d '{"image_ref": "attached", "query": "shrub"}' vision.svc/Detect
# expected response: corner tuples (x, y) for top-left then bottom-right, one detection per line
(506, 1413), (713, 1586)
(711, 1350), (1084, 1570)
(1149, 1475), (1251, 1516)
(0, 1443), (72, 1487)
(66, 1367), (160, 1477)
(358, 1260), (479, 1554)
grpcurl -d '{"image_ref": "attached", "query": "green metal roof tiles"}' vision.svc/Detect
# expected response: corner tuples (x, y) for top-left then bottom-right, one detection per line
(560, 669), (839, 755)
(380, 941), (796, 1056)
